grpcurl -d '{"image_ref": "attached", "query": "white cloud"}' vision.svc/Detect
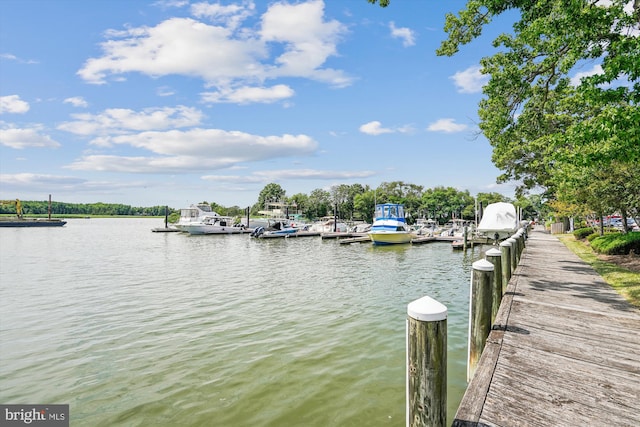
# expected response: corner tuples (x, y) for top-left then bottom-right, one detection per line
(260, 0), (350, 86)
(77, 0), (352, 99)
(450, 66), (489, 94)
(0, 173), (85, 187)
(571, 64), (604, 86)
(201, 84), (294, 104)
(0, 95), (30, 114)
(389, 22), (415, 47)
(66, 129), (318, 173)
(58, 106), (203, 135)
(0, 126), (61, 149)
(202, 168), (376, 183)
(359, 121), (393, 135)
(427, 118), (468, 133)
(190, 1), (255, 30)
(156, 86), (175, 96)
(63, 97), (89, 108)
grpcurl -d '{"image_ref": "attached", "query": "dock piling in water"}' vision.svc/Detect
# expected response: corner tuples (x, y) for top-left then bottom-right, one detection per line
(407, 296), (447, 427)
(485, 248), (502, 324)
(499, 240), (512, 290)
(467, 259), (494, 382)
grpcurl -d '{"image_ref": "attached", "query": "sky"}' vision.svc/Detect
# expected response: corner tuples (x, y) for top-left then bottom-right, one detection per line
(1, 0), (522, 209)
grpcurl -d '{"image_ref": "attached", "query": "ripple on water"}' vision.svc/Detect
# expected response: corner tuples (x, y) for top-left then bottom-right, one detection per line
(0, 219), (481, 425)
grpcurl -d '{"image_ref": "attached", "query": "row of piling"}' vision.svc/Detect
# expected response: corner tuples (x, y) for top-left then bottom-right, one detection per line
(406, 224), (529, 427)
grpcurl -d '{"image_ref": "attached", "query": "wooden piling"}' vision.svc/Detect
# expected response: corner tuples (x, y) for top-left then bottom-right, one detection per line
(513, 231), (523, 265)
(499, 240), (512, 293)
(468, 259), (494, 382)
(485, 248), (502, 324)
(407, 296), (447, 427)
(506, 237), (518, 273)
(463, 226), (468, 250)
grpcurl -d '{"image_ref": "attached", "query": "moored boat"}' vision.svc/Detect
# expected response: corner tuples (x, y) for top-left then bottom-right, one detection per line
(477, 202), (518, 241)
(0, 218), (67, 227)
(181, 216), (245, 235)
(250, 219), (299, 238)
(368, 203), (415, 245)
(174, 203), (219, 231)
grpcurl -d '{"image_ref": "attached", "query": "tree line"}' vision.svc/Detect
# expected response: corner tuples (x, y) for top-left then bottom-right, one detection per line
(0, 183), (544, 224)
(0, 200), (170, 217)
(225, 181), (545, 224)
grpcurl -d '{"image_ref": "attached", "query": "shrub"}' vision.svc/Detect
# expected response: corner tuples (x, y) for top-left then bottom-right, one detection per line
(573, 227), (595, 240)
(590, 232), (640, 255)
(587, 232), (601, 242)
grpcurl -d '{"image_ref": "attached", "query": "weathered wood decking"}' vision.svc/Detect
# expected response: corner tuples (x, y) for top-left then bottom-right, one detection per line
(454, 228), (640, 427)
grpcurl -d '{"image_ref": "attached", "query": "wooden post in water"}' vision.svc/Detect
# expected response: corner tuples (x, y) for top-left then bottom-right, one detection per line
(468, 259), (494, 382)
(407, 296), (447, 427)
(164, 205), (169, 228)
(246, 206), (250, 229)
(463, 226), (468, 250)
(499, 240), (512, 293)
(485, 248), (502, 323)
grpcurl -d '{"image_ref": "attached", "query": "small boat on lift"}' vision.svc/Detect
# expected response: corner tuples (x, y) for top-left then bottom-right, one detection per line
(368, 203), (415, 245)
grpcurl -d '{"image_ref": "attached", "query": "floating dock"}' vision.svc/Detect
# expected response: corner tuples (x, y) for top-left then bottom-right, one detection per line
(151, 227), (181, 233)
(254, 231), (321, 239)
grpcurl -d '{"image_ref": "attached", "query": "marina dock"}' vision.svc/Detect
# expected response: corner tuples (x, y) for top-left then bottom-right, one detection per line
(453, 228), (640, 426)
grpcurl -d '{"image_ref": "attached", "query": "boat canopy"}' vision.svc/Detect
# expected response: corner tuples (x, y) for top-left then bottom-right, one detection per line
(477, 202), (518, 234)
(374, 203), (406, 221)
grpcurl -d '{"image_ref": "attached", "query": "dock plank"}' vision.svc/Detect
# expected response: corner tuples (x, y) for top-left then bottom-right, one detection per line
(453, 228), (640, 427)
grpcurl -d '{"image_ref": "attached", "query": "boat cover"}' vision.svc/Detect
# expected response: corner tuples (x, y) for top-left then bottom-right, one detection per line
(477, 202), (518, 233)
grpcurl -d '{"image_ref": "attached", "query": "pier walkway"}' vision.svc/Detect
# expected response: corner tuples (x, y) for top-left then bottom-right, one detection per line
(453, 228), (640, 426)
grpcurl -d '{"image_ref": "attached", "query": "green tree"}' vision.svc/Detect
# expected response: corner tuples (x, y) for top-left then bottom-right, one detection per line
(437, 0), (640, 219)
(306, 188), (331, 220)
(421, 186), (474, 223)
(354, 190), (377, 223)
(252, 183), (286, 215)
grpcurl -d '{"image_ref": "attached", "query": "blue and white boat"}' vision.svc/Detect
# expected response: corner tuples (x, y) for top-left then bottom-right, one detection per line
(250, 219), (299, 238)
(368, 203), (415, 245)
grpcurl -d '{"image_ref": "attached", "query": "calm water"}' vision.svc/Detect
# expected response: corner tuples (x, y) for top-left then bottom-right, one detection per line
(0, 218), (484, 426)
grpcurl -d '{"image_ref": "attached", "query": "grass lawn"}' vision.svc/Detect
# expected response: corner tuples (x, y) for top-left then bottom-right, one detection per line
(558, 234), (640, 308)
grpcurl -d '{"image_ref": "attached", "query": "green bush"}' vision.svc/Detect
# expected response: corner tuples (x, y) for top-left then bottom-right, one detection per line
(586, 232), (601, 242)
(590, 232), (640, 255)
(573, 227), (595, 240)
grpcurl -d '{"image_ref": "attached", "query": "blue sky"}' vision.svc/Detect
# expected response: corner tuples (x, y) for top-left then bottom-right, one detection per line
(1, 0), (518, 209)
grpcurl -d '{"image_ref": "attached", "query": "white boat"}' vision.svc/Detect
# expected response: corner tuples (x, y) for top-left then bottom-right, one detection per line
(412, 218), (439, 236)
(174, 203), (219, 231)
(181, 216), (245, 235)
(250, 219), (299, 238)
(307, 217), (349, 233)
(368, 203), (416, 245)
(477, 202), (518, 241)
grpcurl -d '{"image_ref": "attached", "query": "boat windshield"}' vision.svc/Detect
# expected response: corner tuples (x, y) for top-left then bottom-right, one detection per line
(375, 204), (404, 219)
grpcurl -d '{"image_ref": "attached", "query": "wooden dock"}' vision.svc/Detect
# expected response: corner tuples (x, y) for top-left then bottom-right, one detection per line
(454, 228), (640, 426)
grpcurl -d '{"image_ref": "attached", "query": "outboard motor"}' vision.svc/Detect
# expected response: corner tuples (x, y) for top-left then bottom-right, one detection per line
(251, 226), (264, 237)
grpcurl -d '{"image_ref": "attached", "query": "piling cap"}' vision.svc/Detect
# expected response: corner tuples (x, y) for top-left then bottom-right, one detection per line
(486, 248), (501, 257)
(499, 240), (512, 247)
(506, 237), (517, 244)
(472, 259), (494, 272)
(407, 296), (447, 321)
